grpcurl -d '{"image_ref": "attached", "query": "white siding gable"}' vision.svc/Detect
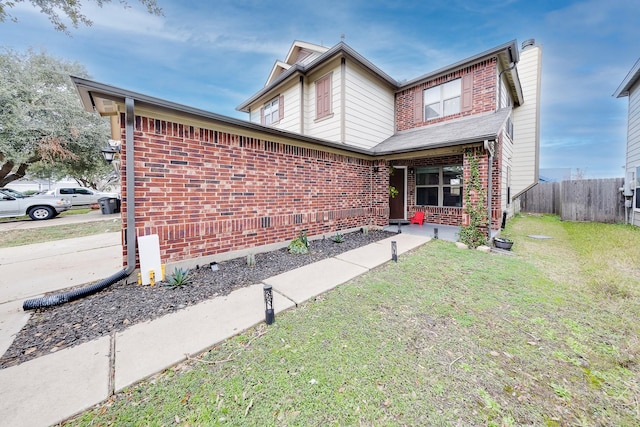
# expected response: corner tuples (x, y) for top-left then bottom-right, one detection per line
(304, 63), (342, 142)
(511, 44), (542, 198)
(344, 61), (395, 149)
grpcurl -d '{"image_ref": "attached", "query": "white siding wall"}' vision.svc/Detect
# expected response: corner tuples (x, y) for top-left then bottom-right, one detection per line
(498, 74), (512, 109)
(249, 109), (261, 124)
(511, 44), (542, 198)
(344, 61), (395, 149)
(276, 82), (301, 133)
(247, 81), (300, 133)
(304, 63), (342, 142)
(627, 79), (640, 226)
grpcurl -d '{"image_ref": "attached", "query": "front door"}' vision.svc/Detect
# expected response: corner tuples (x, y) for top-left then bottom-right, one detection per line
(389, 167), (406, 220)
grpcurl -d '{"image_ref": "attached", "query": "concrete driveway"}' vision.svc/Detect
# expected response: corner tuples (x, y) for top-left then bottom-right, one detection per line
(0, 211), (122, 356)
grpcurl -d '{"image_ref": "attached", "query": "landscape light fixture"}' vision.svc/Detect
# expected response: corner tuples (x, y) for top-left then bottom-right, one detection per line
(263, 284), (275, 325)
(434, 227), (439, 239)
(391, 241), (397, 262)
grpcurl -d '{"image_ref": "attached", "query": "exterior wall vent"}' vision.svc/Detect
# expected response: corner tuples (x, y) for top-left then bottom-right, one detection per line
(522, 39), (535, 50)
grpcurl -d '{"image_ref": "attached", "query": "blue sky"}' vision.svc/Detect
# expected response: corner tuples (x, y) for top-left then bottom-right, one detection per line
(1, 0), (638, 178)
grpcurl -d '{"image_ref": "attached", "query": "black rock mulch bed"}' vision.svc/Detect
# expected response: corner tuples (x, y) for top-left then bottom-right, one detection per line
(0, 230), (394, 369)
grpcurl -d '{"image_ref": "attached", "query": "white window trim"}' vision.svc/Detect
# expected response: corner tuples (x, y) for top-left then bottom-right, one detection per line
(415, 165), (463, 207)
(424, 79), (461, 121)
(263, 97), (280, 125)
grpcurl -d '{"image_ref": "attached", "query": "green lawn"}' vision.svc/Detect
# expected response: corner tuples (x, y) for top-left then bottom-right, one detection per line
(66, 215), (640, 426)
(0, 212), (121, 248)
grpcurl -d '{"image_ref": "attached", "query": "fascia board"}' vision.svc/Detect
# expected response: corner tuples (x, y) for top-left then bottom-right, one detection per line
(398, 40), (519, 91)
(613, 57), (640, 98)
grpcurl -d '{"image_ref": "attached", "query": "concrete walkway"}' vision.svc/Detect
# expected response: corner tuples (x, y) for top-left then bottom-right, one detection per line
(0, 233), (430, 427)
(0, 210), (122, 361)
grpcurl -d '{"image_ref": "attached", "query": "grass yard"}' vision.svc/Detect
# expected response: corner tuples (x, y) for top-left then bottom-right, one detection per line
(0, 212), (121, 248)
(66, 215), (640, 426)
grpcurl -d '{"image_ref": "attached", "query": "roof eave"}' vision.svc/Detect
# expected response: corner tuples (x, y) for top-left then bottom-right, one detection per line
(71, 76), (372, 157)
(373, 133), (497, 156)
(398, 40), (519, 91)
(236, 65), (304, 112)
(613, 58), (640, 98)
(236, 42), (399, 112)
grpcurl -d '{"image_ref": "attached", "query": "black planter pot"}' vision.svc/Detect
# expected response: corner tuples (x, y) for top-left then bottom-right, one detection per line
(494, 237), (514, 250)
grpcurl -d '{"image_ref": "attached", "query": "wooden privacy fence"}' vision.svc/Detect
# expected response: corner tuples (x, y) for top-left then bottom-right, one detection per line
(519, 178), (625, 223)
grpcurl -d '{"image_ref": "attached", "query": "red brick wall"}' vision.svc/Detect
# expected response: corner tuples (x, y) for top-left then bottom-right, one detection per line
(390, 145), (503, 233)
(396, 58), (498, 131)
(119, 115), (389, 265)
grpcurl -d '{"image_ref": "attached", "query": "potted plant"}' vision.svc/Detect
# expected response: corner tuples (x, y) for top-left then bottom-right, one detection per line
(493, 237), (514, 250)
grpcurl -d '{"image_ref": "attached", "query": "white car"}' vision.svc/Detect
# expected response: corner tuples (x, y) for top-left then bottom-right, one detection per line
(0, 188), (72, 220)
(46, 187), (119, 206)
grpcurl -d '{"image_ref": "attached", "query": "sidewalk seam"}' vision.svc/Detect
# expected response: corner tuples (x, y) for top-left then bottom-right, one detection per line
(109, 331), (116, 396)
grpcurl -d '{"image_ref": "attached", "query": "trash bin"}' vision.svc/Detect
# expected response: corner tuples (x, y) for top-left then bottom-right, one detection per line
(98, 197), (121, 214)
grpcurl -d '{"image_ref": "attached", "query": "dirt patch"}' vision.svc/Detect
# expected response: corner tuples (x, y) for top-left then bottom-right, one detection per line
(0, 230), (393, 369)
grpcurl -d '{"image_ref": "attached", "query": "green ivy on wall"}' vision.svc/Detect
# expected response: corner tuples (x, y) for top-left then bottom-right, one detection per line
(459, 148), (487, 248)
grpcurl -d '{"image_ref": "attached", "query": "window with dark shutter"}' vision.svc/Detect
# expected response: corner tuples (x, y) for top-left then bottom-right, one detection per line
(422, 79), (461, 121)
(413, 87), (423, 124)
(461, 73), (473, 113)
(316, 74), (331, 119)
(263, 97), (280, 125)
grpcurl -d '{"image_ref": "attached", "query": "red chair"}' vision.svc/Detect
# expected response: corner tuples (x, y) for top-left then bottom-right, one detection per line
(410, 211), (424, 226)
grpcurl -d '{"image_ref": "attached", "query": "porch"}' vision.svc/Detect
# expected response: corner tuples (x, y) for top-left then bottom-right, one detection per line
(382, 222), (500, 243)
(383, 222), (460, 242)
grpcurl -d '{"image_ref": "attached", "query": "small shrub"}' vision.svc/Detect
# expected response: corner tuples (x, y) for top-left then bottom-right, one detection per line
(332, 232), (344, 243)
(165, 267), (192, 289)
(288, 230), (309, 254)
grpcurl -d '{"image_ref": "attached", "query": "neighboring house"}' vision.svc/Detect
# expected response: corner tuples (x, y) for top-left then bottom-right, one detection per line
(72, 38), (541, 270)
(613, 57), (640, 227)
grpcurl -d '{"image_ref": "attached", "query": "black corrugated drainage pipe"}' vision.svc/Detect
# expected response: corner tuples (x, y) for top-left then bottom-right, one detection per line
(23, 96), (138, 311)
(23, 269), (131, 310)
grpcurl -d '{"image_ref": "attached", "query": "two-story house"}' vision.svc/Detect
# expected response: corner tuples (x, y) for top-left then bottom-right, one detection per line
(614, 57), (640, 227)
(238, 39), (542, 232)
(72, 38), (541, 269)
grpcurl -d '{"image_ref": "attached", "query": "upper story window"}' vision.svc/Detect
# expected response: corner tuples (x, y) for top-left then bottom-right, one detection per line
(414, 74), (472, 125)
(506, 117), (514, 140)
(315, 74), (332, 120)
(415, 165), (463, 207)
(262, 97), (281, 125)
(424, 79), (461, 120)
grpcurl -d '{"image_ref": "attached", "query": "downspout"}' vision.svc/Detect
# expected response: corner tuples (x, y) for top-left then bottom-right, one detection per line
(341, 57), (346, 143)
(484, 140), (493, 241)
(497, 63), (516, 111)
(23, 97), (137, 310)
(124, 97), (137, 272)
